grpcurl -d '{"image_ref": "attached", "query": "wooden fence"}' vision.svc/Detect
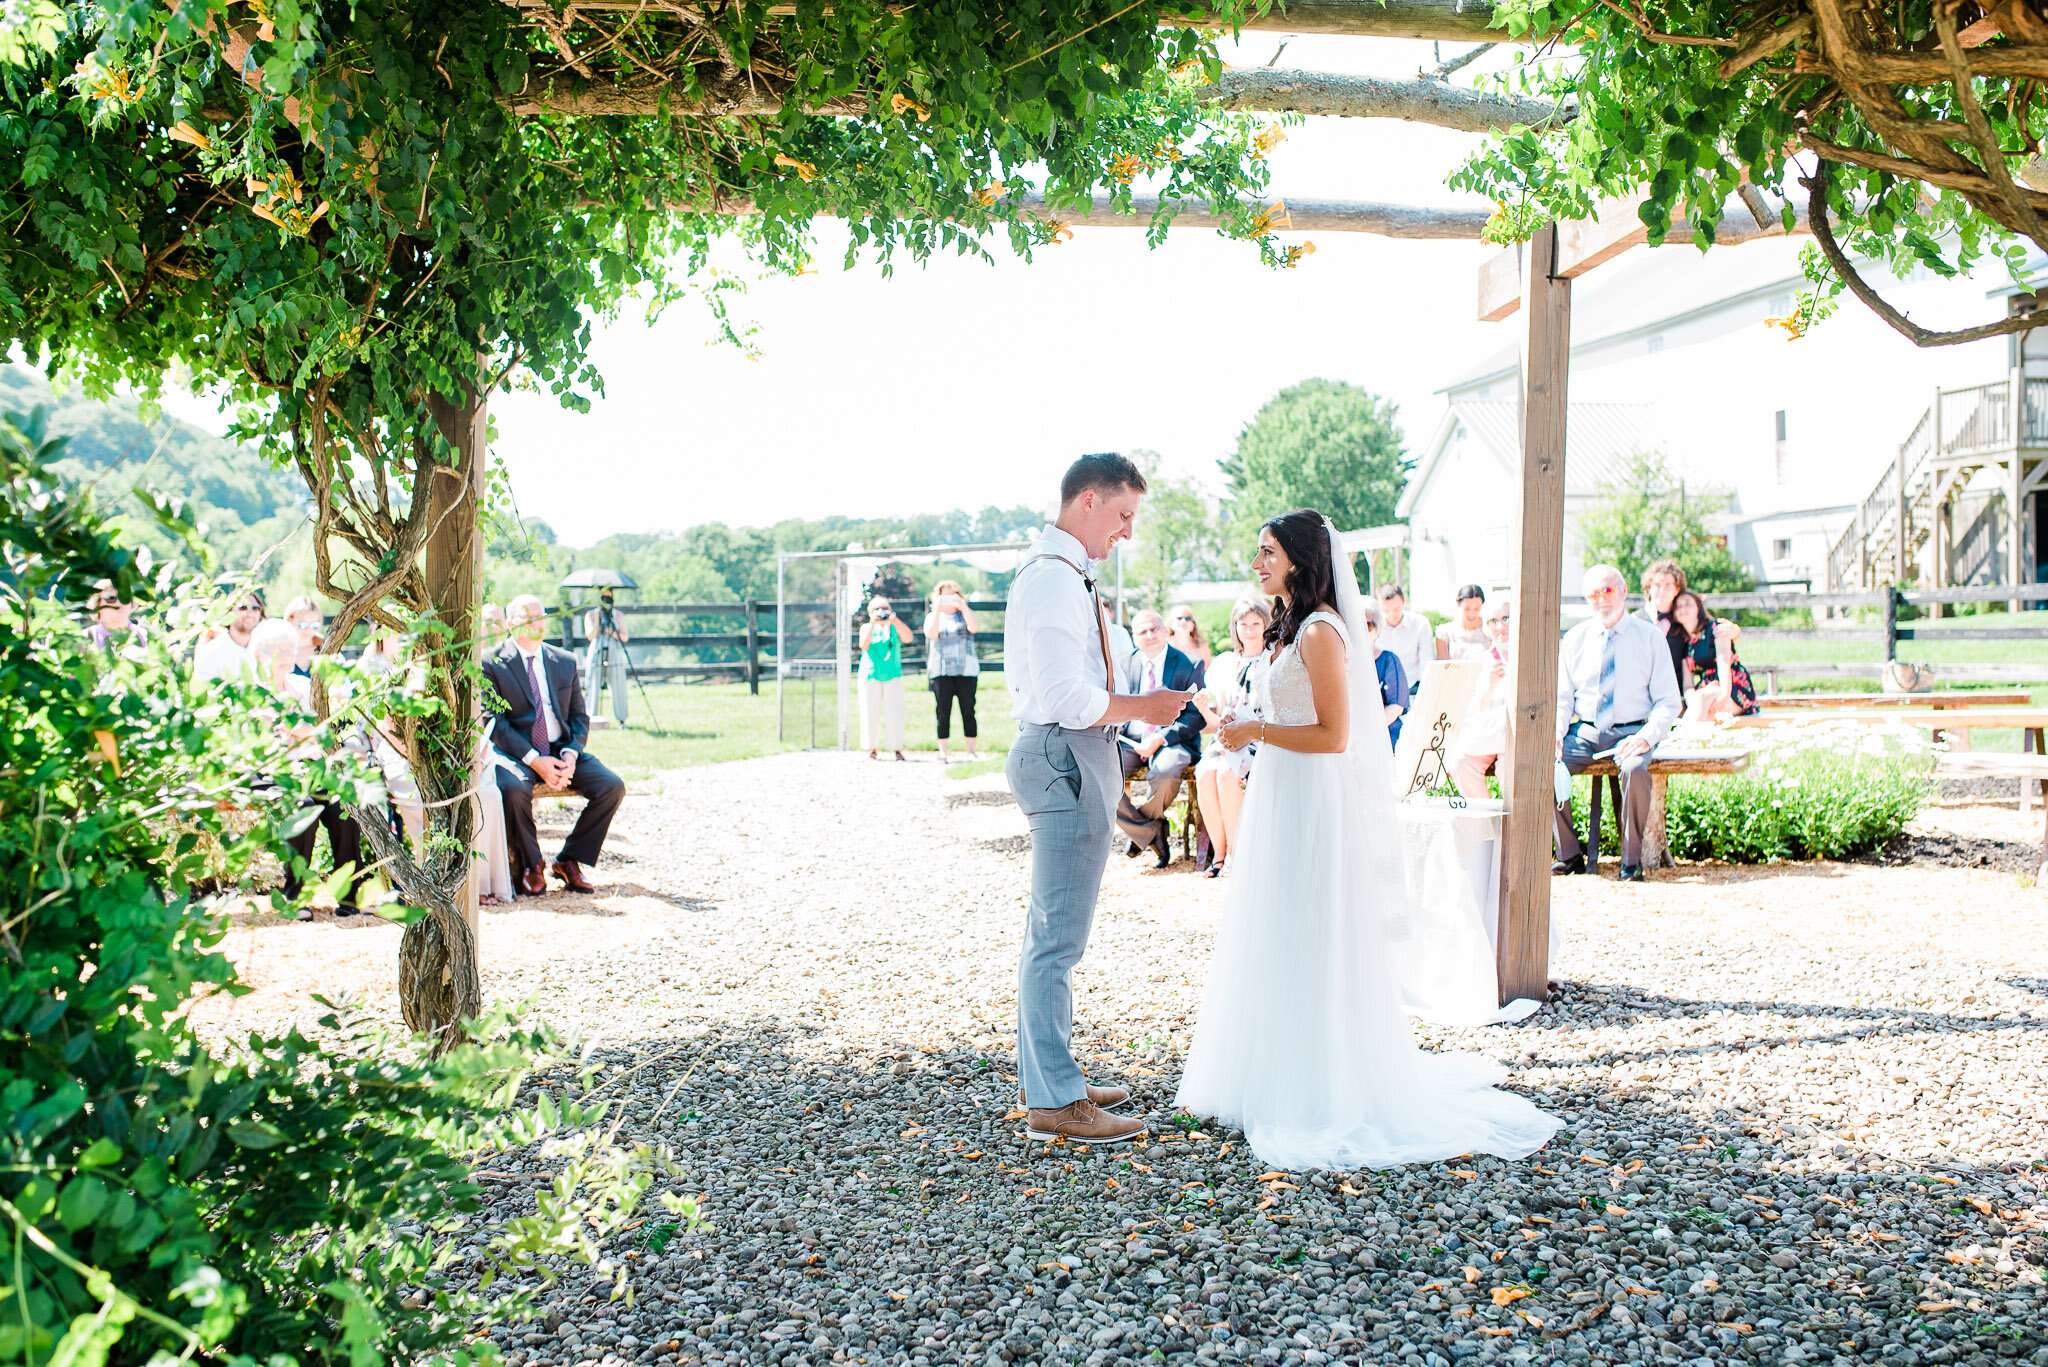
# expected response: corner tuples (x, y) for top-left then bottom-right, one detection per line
(552, 597), (1008, 692)
(1565, 582), (2048, 687)
(556, 582), (2046, 693)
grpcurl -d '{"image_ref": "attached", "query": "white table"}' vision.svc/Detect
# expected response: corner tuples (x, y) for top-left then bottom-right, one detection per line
(1392, 797), (1552, 1026)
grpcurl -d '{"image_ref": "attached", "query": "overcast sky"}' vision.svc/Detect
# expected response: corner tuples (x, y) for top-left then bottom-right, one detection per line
(156, 34), (1517, 545)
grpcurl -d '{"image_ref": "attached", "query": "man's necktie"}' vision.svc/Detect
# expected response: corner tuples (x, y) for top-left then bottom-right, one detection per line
(1595, 628), (1617, 732)
(526, 652), (550, 755)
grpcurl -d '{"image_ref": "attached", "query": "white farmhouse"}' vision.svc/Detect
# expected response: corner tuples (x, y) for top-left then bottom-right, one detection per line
(1395, 235), (2045, 614)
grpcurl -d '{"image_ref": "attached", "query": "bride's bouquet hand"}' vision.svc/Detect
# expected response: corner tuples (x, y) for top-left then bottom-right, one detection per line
(1217, 714), (1260, 752)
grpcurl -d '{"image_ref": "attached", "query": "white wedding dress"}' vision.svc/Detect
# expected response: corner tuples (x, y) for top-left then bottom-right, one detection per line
(1176, 521), (1561, 1170)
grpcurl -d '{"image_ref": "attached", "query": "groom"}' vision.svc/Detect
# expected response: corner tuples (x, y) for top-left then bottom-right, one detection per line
(1005, 453), (1194, 1145)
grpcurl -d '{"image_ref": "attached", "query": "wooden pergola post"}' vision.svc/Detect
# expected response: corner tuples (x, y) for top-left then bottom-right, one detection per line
(1497, 224), (1570, 1005)
(425, 383), (488, 959)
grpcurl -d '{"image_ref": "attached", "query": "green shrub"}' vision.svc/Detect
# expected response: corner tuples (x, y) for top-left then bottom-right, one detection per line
(1663, 721), (1935, 862)
(0, 410), (694, 1365)
(1562, 721), (1934, 863)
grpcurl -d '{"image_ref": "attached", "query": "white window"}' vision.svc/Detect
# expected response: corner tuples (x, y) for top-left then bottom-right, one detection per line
(1772, 537), (1793, 562)
(1768, 292), (1793, 318)
(1774, 409), (1790, 483)
(1646, 334), (1665, 355)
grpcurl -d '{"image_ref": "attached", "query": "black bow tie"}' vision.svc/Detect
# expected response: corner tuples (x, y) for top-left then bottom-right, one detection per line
(1083, 574), (1097, 594)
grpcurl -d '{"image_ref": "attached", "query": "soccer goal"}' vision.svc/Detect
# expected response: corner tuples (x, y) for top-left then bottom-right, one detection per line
(774, 540), (1031, 750)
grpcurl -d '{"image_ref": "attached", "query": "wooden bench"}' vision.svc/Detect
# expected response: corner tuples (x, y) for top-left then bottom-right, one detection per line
(1754, 690), (2031, 710)
(1572, 747), (1752, 871)
(1933, 752), (2048, 883)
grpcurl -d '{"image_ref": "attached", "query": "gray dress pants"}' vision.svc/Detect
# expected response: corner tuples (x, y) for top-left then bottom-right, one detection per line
(1007, 720), (1121, 1110)
(1552, 719), (1652, 865)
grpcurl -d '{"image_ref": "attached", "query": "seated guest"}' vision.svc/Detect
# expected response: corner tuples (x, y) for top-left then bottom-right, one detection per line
(1166, 603), (1211, 686)
(485, 594), (626, 896)
(1435, 584), (1490, 660)
(252, 618), (367, 911)
(1552, 564), (1681, 883)
(1671, 589), (1759, 720)
(1116, 608), (1206, 868)
(87, 580), (148, 650)
(1375, 583), (1429, 698)
(195, 588), (265, 681)
(1635, 557), (1738, 693)
(1449, 596), (1514, 800)
(282, 594), (323, 677)
(1357, 597), (1409, 747)
(1192, 598), (1270, 879)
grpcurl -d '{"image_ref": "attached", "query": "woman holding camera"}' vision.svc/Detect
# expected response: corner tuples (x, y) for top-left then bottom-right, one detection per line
(922, 579), (981, 764)
(860, 595), (913, 761)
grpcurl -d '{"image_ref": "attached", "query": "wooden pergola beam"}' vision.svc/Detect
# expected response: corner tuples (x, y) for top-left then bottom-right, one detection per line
(498, 0), (1519, 43)
(1021, 191), (1493, 238)
(1197, 67), (1567, 132)
(510, 63), (1556, 132)
(1477, 194), (1813, 320)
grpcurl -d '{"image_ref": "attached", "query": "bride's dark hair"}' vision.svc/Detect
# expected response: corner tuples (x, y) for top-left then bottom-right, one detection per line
(1261, 508), (1340, 651)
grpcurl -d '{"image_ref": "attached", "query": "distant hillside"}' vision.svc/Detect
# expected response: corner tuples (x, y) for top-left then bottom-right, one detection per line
(1, 366), (310, 588)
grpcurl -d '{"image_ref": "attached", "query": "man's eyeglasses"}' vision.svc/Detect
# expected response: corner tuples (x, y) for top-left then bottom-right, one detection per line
(1586, 586), (1622, 601)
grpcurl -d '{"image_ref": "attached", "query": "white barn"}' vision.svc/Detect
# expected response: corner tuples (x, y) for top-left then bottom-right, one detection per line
(1395, 235), (2046, 613)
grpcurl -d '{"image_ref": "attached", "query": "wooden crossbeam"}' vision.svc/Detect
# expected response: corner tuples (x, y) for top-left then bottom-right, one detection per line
(497, 0), (1517, 43)
(1477, 194), (1812, 321)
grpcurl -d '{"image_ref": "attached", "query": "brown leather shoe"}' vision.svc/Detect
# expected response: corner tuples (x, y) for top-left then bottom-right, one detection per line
(1024, 1100), (1147, 1145)
(1018, 1083), (1131, 1110)
(520, 864), (547, 897)
(550, 860), (595, 893)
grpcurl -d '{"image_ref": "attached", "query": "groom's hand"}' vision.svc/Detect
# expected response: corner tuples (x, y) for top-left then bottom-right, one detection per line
(1129, 688), (1195, 727)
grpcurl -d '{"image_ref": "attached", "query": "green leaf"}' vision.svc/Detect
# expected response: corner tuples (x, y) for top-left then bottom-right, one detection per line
(56, 1176), (109, 1232)
(77, 1137), (122, 1168)
(227, 1120), (287, 1150)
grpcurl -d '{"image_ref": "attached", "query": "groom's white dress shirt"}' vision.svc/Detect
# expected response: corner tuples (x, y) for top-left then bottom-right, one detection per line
(1006, 524), (1115, 731)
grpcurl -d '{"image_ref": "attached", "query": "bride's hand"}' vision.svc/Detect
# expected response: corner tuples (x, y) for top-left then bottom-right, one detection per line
(1217, 717), (1259, 752)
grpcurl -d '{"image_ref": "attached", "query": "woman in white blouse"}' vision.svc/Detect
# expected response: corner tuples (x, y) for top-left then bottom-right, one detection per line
(1191, 598), (1271, 878)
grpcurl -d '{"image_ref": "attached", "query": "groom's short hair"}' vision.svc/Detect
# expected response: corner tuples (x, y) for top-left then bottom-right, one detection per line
(1060, 452), (1147, 507)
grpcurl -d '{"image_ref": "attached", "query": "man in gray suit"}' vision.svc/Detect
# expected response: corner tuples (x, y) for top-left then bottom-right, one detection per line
(1004, 454), (1194, 1145)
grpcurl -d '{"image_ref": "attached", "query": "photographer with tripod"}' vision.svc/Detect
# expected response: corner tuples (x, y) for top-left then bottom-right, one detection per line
(582, 588), (631, 726)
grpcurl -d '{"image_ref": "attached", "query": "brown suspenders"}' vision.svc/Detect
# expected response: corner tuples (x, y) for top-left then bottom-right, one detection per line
(1021, 552), (1117, 696)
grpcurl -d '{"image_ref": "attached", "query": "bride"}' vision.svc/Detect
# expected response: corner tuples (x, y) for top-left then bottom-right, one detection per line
(1175, 510), (1560, 1170)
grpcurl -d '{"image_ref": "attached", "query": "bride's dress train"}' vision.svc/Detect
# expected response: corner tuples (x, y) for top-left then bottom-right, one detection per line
(1175, 591), (1560, 1170)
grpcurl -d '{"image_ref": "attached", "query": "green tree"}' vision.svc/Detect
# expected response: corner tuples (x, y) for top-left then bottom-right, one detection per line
(1221, 380), (1409, 564)
(4, 0), (1291, 1035)
(1576, 454), (1755, 594)
(1124, 449), (1228, 610)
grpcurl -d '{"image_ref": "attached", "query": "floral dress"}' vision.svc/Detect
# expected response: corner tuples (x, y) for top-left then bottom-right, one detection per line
(1682, 631), (1759, 715)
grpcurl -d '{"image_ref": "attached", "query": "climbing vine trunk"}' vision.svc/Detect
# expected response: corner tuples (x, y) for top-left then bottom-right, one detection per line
(395, 378), (488, 1047)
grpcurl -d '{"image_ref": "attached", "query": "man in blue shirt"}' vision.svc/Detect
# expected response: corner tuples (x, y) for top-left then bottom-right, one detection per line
(1552, 564), (1682, 882)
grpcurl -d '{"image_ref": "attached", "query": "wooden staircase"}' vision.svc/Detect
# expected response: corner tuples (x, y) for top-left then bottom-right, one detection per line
(1826, 377), (2043, 590)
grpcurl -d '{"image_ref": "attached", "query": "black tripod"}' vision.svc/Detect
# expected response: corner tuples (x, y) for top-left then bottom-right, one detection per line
(589, 603), (662, 728)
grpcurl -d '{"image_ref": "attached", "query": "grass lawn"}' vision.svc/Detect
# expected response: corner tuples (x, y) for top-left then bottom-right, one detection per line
(587, 676), (1017, 780)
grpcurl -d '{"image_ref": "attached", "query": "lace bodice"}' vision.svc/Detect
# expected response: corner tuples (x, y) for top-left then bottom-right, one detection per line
(1254, 611), (1350, 725)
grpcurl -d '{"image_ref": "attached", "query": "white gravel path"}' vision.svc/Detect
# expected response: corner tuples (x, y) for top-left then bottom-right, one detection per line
(196, 752), (2048, 1367)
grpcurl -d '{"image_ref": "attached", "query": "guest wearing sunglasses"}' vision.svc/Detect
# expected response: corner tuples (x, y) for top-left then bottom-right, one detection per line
(282, 594), (324, 678)
(1550, 563), (1680, 883)
(1166, 603), (1210, 687)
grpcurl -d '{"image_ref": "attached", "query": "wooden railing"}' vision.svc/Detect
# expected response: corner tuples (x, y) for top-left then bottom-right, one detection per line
(1826, 374), (2048, 590)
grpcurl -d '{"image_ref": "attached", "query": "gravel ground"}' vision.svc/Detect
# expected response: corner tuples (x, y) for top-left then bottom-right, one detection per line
(194, 753), (2048, 1367)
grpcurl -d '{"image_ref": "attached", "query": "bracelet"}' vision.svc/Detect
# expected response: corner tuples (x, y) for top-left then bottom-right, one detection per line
(1261, 721), (1268, 743)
